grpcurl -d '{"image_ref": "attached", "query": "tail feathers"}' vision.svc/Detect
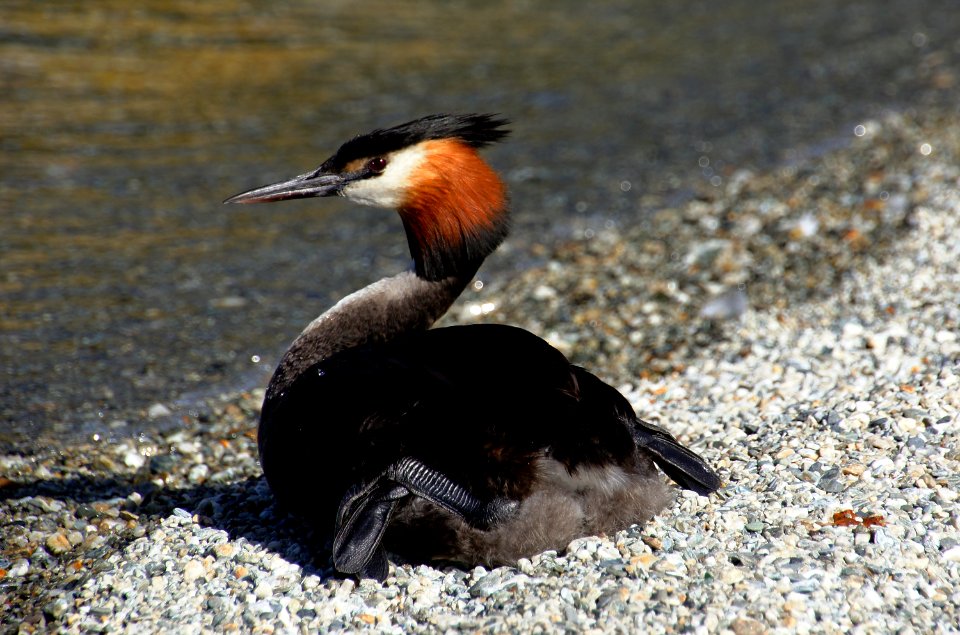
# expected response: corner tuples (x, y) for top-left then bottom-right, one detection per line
(634, 419), (722, 496)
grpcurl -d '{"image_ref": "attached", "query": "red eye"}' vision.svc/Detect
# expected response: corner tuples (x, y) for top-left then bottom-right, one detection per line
(367, 157), (387, 173)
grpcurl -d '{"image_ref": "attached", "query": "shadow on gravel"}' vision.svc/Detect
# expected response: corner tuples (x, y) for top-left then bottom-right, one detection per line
(1, 472), (336, 577)
(0, 471), (343, 633)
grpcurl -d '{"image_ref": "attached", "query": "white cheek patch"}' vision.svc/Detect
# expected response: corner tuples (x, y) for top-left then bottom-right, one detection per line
(342, 144), (429, 209)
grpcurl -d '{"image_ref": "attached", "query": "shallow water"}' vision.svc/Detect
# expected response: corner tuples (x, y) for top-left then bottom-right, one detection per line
(2, 0), (957, 446)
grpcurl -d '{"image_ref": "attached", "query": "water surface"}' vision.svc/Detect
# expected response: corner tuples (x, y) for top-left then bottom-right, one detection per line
(2, 0), (957, 446)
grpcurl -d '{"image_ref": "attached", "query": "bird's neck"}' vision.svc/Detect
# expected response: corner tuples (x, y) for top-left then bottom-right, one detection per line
(401, 214), (503, 281)
(265, 140), (509, 402)
(397, 139), (509, 281)
(265, 271), (470, 402)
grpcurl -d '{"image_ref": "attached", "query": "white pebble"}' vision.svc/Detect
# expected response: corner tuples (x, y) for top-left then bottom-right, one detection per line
(182, 559), (204, 582)
(147, 403), (172, 418)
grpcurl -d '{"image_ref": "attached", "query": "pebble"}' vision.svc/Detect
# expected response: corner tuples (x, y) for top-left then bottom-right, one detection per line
(818, 477), (847, 493)
(45, 533), (72, 555)
(147, 403), (172, 419)
(212, 543), (235, 560)
(2, 110), (960, 634)
(43, 597), (70, 620)
(254, 581), (274, 599)
(731, 617), (766, 635)
(8, 560), (30, 577)
(122, 449), (145, 469)
(182, 559), (204, 582)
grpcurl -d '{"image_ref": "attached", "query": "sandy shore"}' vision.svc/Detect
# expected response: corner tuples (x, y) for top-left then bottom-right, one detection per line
(2, 108), (959, 633)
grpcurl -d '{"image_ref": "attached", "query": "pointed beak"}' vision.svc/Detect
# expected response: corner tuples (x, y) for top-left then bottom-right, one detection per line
(223, 170), (345, 204)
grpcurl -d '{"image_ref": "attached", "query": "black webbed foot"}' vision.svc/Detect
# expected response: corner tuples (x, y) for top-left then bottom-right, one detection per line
(357, 545), (389, 581)
(333, 480), (408, 577)
(332, 457), (520, 578)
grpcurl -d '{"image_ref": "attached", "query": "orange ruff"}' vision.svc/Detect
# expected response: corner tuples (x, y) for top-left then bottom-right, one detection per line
(399, 139), (506, 254)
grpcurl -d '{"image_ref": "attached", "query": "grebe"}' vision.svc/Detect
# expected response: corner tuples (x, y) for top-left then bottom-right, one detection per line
(226, 114), (720, 580)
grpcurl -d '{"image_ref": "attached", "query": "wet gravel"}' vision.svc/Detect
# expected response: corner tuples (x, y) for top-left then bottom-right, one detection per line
(3, 109), (959, 633)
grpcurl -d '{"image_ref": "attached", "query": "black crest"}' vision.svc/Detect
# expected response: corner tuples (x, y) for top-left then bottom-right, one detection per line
(322, 113), (510, 172)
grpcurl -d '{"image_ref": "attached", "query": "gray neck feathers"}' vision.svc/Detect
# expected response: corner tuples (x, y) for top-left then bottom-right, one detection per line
(265, 271), (467, 402)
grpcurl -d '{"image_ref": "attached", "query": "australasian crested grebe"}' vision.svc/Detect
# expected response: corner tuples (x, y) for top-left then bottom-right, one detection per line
(225, 114), (721, 580)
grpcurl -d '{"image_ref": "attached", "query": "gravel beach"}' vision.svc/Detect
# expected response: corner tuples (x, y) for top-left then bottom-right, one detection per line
(3, 108), (959, 633)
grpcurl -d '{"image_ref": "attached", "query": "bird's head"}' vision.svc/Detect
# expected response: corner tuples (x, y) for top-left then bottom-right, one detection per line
(226, 113), (511, 281)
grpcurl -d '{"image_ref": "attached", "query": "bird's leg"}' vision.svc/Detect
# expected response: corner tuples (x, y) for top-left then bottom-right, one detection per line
(332, 457), (519, 578)
(387, 456), (518, 529)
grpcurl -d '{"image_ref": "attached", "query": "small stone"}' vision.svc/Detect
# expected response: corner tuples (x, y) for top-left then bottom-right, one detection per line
(652, 553), (686, 575)
(212, 543), (236, 559)
(533, 285), (557, 300)
(30, 497), (63, 513)
(721, 568), (745, 584)
(898, 418), (919, 434)
(872, 528), (897, 549)
(254, 581), (274, 599)
(122, 450), (145, 469)
(8, 560), (29, 577)
(468, 571), (503, 598)
(730, 617), (766, 635)
(792, 578), (819, 593)
(145, 561), (167, 576)
(842, 321), (864, 339)
(942, 546), (960, 562)
(92, 455), (119, 471)
(642, 536), (663, 550)
(629, 553), (657, 572)
(745, 521), (766, 533)
(860, 587), (884, 610)
(818, 477), (847, 493)
(43, 597), (70, 620)
(700, 288), (748, 321)
(188, 463), (209, 483)
(250, 599), (278, 618)
(869, 456), (895, 473)
(147, 403), (172, 418)
(76, 504), (102, 520)
(149, 454), (177, 475)
(468, 569), (525, 598)
(905, 436), (925, 448)
(183, 559), (204, 582)
(45, 533), (72, 555)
